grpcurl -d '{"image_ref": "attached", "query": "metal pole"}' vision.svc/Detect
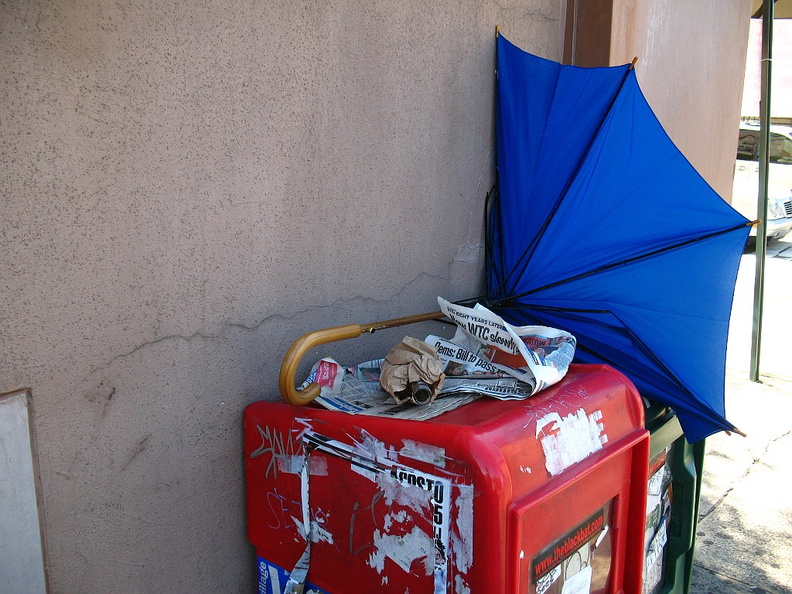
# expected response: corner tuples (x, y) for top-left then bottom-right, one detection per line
(750, 0), (774, 382)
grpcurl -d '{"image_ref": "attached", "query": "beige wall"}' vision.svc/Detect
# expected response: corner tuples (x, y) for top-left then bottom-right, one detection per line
(611, 0), (754, 199)
(565, 0), (753, 200)
(1, 2), (560, 591)
(1, 1), (752, 591)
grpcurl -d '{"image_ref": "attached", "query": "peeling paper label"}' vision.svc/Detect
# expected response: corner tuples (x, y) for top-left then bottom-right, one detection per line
(369, 524), (434, 574)
(251, 422), (328, 478)
(387, 467), (451, 588)
(454, 574), (472, 594)
(301, 432), (451, 593)
(535, 409), (607, 476)
(450, 484), (474, 574)
(277, 455), (329, 477)
(284, 454), (312, 594)
(257, 557), (329, 594)
(399, 439), (447, 467)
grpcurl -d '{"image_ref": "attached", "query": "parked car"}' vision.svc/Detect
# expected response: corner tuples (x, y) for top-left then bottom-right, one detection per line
(731, 123), (792, 240)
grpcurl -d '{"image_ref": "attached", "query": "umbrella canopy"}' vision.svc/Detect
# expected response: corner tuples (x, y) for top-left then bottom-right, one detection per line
(486, 34), (752, 442)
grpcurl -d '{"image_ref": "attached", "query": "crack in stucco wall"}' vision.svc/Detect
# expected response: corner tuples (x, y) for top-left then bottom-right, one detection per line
(84, 254), (483, 380)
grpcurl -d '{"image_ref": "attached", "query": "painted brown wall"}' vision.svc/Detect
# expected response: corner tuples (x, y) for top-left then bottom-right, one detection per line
(564, 0), (613, 66)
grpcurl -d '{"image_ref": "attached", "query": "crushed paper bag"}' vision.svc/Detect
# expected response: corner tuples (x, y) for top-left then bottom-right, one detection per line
(380, 336), (446, 405)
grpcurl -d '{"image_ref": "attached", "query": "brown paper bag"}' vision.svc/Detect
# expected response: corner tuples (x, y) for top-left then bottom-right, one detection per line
(380, 336), (445, 405)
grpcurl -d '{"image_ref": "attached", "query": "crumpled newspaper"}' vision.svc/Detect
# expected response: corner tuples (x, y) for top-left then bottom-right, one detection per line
(380, 336), (446, 405)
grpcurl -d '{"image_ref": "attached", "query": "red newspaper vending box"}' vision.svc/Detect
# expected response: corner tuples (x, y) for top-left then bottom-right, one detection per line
(244, 364), (649, 594)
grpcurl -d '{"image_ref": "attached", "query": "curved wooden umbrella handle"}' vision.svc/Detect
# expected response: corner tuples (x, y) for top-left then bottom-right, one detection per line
(279, 311), (444, 406)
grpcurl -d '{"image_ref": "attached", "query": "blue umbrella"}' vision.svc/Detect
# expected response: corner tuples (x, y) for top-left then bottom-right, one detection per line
(486, 34), (752, 442)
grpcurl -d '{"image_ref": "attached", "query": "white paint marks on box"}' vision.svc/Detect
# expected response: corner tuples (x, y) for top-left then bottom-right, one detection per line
(535, 408), (607, 476)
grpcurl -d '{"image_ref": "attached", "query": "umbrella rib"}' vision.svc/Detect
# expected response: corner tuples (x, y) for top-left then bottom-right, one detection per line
(495, 222), (749, 303)
(501, 303), (736, 430)
(484, 185), (507, 293)
(493, 65), (635, 299)
(574, 340), (735, 428)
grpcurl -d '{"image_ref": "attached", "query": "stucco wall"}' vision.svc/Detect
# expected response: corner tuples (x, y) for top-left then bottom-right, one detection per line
(1, 2), (561, 591)
(611, 0), (754, 200)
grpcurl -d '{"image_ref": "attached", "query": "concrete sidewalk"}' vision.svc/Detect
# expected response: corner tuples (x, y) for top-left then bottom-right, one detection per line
(689, 236), (792, 593)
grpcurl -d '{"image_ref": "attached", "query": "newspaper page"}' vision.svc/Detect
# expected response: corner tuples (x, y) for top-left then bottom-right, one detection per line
(302, 358), (481, 421)
(424, 333), (535, 400)
(298, 298), (576, 419)
(436, 297), (576, 396)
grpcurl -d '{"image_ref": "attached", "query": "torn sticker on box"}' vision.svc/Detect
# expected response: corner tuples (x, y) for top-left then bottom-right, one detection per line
(535, 409), (608, 476)
(285, 431), (453, 594)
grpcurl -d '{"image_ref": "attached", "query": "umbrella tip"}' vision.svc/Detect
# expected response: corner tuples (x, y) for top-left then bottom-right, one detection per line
(749, 219), (760, 228)
(496, 25), (500, 37)
(629, 56), (639, 70)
